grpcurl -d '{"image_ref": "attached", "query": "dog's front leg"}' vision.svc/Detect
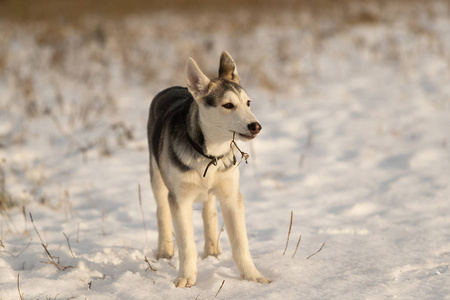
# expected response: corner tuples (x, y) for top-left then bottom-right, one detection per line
(169, 194), (197, 287)
(202, 194), (221, 258)
(218, 190), (271, 283)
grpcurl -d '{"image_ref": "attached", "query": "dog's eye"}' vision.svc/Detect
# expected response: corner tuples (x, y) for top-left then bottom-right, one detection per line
(222, 103), (235, 109)
(247, 100), (251, 107)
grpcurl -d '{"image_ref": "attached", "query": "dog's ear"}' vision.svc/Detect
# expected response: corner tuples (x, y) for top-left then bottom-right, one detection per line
(218, 51), (240, 84)
(186, 58), (210, 98)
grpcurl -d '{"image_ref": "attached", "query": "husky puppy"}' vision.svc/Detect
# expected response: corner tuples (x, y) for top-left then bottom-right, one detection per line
(147, 51), (270, 287)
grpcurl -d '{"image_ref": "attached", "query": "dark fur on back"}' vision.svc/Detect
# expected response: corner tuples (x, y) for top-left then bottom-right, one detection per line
(147, 87), (205, 172)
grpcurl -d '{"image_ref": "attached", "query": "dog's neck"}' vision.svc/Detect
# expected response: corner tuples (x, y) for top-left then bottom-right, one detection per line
(188, 102), (231, 158)
(203, 130), (233, 156)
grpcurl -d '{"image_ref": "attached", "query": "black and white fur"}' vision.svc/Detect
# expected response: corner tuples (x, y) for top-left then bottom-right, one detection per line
(147, 51), (270, 287)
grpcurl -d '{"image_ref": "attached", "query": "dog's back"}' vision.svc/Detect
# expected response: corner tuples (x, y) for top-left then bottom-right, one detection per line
(147, 86), (193, 162)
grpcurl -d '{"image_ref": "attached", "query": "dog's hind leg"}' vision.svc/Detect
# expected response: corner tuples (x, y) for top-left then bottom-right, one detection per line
(150, 155), (174, 259)
(202, 194), (221, 258)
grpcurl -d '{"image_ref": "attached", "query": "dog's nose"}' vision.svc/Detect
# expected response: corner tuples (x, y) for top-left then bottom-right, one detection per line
(248, 122), (262, 135)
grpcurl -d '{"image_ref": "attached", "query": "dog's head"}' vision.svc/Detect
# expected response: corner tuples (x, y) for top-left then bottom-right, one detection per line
(186, 51), (261, 142)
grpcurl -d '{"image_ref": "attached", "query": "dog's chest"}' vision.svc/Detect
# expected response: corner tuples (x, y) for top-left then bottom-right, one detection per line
(176, 166), (237, 202)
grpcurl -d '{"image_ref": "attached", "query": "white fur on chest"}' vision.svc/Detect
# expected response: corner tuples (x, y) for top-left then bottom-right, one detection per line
(166, 160), (239, 203)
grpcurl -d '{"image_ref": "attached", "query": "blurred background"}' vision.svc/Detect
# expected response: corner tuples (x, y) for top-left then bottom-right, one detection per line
(1, 2), (450, 298)
(1, 0), (449, 208)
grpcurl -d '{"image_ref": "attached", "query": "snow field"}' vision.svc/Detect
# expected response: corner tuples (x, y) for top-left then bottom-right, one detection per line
(1, 3), (450, 299)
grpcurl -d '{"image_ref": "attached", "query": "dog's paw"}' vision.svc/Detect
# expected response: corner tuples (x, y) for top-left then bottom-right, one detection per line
(157, 243), (174, 260)
(242, 274), (272, 284)
(255, 276), (272, 284)
(156, 249), (173, 260)
(202, 243), (221, 259)
(157, 252), (173, 260)
(174, 275), (196, 288)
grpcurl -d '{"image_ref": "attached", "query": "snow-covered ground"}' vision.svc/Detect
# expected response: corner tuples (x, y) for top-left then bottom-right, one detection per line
(1, 3), (450, 299)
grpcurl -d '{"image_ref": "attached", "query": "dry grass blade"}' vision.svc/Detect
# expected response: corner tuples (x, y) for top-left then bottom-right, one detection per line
(40, 261), (74, 271)
(282, 210), (293, 255)
(15, 239), (32, 258)
(22, 206), (29, 236)
(102, 207), (106, 236)
(144, 256), (157, 272)
(29, 213), (73, 271)
(1, 239), (32, 258)
(17, 273), (24, 300)
(0, 159), (12, 218)
(0, 240), (14, 256)
(299, 127), (314, 168)
(215, 280), (225, 298)
(13, 239), (33, 258)
(167, 261), (177, 270)
(291, 234), (302, 258)
(248, 141), (261, 186)
(29, 213), (45, 244)
(138, 183), (148, 244)
(216, 223), (225, 253)
(307, 242), (326, 260)
(63, 232), (76, 258)
(29, 212), (56, 266)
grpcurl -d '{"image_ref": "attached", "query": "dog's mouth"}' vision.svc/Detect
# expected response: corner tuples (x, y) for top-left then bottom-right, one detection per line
(236, 132), (258, 140)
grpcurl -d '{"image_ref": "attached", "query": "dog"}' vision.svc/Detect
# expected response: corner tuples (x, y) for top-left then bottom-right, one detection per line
(147, 51), (270, 287)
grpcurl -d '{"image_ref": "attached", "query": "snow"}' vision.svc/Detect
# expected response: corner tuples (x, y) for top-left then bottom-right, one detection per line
(1, 4), (450, 299)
